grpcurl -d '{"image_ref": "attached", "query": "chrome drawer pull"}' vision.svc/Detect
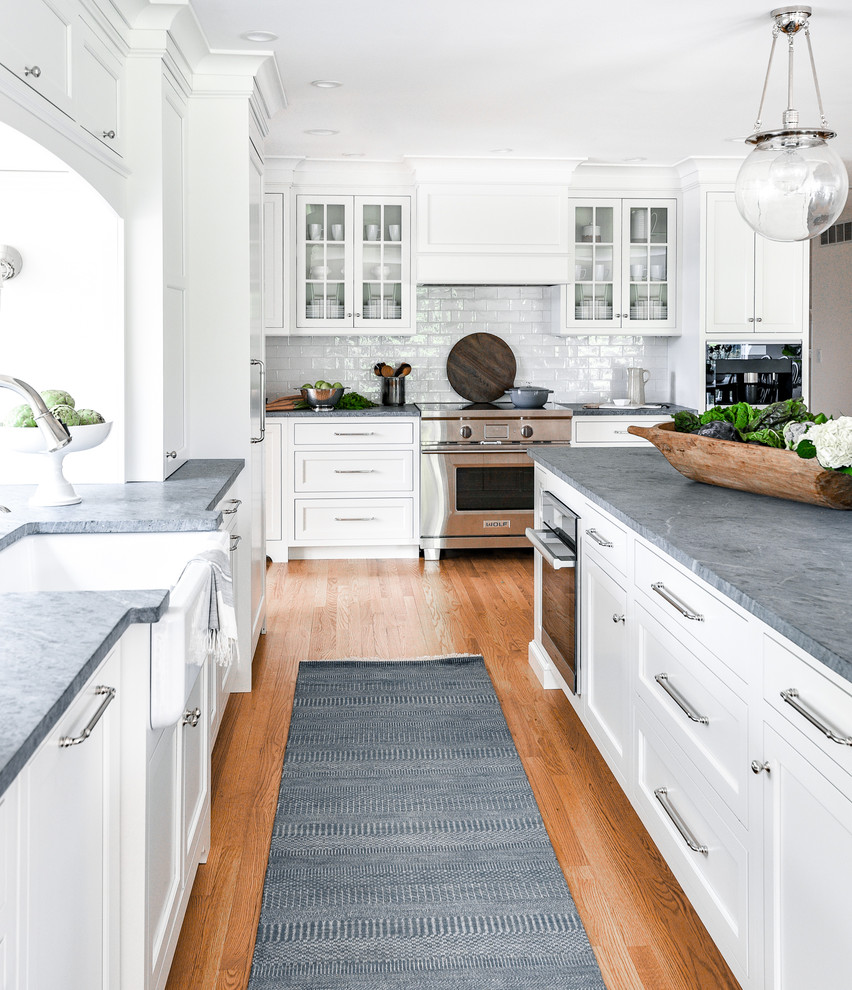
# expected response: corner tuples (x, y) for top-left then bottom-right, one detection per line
(586, 528), (613, 548)
(614, 430), (630, 434)
(781, 688), (852, 746)
(654, 787), (708, 855)
(334, 469), (374, 474)
(334, 431), (374, 436)
(59, 686), (116, 747)
(651, 582), (704, 621)
(334, 516), (375, 522)
(654, 673), (709, 724)
(221, 498), (242, 514)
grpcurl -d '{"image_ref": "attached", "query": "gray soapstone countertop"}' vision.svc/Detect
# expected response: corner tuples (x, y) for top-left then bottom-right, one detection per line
(266, 403), (421, 418)
(528, 446), (852, 684)
(559, 403), (694, 416)
(0, 459), (244, 798)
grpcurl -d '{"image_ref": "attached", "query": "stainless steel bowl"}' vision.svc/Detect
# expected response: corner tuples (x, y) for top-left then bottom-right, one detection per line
(504, 386), (553, 409)
(300, 387), (345, 410)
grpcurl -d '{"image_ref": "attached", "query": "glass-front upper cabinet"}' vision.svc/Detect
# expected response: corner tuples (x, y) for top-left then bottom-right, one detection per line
(563, 198), (677, 335)
(294, 195), (412, 334)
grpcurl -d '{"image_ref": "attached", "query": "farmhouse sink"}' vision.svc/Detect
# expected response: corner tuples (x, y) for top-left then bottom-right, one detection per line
(0, 531), (219, 729)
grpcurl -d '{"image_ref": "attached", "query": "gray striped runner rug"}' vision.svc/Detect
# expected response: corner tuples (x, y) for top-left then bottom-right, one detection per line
(247, 655), (607, 989)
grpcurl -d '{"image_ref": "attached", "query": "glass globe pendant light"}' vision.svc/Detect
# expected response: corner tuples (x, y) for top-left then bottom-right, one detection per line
(735, 6), (848, 242)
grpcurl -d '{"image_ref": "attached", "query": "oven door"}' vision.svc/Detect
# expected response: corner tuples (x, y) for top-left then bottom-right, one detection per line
(421, 449), (537, 544)
(526, 493), (579, 693)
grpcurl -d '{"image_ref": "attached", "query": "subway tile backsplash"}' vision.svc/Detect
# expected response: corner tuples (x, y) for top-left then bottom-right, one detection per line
(265, 285), (670, 405)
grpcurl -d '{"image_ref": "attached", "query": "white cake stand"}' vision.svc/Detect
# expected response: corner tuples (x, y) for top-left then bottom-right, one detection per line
(0, 421), (113, 506)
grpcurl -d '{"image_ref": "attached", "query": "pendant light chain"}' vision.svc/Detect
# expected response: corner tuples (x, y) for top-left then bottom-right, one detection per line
(803, 25), (829, 129)
(753, 25), (780, 132)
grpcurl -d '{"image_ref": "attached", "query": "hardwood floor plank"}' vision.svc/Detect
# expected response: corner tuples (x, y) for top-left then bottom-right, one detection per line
(165, 554), (741, 990)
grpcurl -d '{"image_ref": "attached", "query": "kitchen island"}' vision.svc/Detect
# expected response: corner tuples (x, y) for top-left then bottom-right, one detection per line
(527, 444), (852, 990)
(0, 459), (243, 797)
(528, 445), (851, 681)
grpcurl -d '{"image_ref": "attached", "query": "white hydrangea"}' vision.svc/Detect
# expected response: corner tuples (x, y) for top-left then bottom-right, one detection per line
(802, 417), (852, 470)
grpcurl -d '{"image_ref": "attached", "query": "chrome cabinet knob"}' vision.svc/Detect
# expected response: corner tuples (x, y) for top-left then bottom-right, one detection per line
(751, 760), (771, 774)
(165, 450), (177, 459)
(102, 129), (116, 139)
(182, 707), (201, 728)
(24, 65), (41, 78)
(612, 613), (626, 623)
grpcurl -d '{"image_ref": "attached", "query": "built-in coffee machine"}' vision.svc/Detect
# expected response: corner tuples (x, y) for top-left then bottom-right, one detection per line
(705, 343), (802, 409)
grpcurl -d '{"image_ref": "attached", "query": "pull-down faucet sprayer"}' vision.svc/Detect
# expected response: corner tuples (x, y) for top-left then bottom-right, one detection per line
(0, 375), (71, 452)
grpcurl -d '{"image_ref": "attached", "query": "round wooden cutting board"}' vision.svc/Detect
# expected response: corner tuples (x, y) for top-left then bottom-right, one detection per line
(446, 332), (517, 402)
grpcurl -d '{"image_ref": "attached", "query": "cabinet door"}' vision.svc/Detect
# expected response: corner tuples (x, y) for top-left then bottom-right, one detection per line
(181, 667), (209, 886)
(755, 236), (808, 335)
(22, 653), (120, 990)
(263, 192), (286, 331)
(0, 782), (18, 990)
(762, 719), (852, 990)
(354, 196), (411, 331)
(0, 0), (74, 115)
(295, 196), (353, 330)
(623, 200), (676, 332)
(582, 551), (630, 784)
(75, 19), (122, 154)
(706, 192), (756, 335)
(567, 201), (622, 330)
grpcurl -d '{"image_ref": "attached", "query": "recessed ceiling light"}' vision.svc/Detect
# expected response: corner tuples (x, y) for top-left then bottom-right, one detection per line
(240, 30), (278, 42)
(622, 157), (647, 163)
(311, 80), (343, 89)
(304, 129), (339, 136)
(490, 148), (513, 154)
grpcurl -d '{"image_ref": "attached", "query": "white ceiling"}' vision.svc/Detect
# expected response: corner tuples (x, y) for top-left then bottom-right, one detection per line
(188, 0), (852, 168)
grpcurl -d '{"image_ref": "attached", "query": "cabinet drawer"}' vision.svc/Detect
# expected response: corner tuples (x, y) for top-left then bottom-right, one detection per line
(573, 417), (667, 446)
(581, 499), (629, 577)
(636, 600), (750, 824)
(764, 635), (852, 779)
(292, 420), (415, 446)
(294, 498), (414, 543)
(634, 541), (749, 674)
(635, 707), (750, 974)
(294, 450), (413, 493)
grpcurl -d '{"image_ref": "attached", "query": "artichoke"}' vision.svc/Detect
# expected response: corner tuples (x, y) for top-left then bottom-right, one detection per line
(4, 403), (36, 427)
(40, 389), (75, 409)
(76, 408), (105, 425)
(50, 404), (82, 427)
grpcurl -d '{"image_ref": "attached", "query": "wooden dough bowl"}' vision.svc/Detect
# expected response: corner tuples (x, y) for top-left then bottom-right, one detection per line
(628, 421), (852, 510)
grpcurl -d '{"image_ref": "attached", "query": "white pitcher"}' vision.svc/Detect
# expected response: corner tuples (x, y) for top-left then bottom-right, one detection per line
(627, 367), (650, 406)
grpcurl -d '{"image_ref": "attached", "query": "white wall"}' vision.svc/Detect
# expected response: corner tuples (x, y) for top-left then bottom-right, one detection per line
(265, 285), (671, 405)
(0, 124), (124, 484)
(810, 195), (852, 418)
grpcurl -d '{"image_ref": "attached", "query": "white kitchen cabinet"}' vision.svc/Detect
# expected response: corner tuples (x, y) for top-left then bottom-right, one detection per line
(560, 199), (677, 334)
(415, 183), (571, 284)
(265, 420), (284, 551)
(75, 16), (122, 155)
(705, 192), (808, 338)
(0, 0), (75, 116)
(571, 415), (670, 447)
(0, 778), (19, 990)
(281, 415), (420, 559)
(20, 647), (121, 990)
(582, 551), (631, 787)
(760, 715), (852, 990)
(294, 194), (413, 334)
(263, 192), (287, 332)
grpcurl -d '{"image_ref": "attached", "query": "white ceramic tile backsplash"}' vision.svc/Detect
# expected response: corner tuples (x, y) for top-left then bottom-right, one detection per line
(265, 286), (670, 405)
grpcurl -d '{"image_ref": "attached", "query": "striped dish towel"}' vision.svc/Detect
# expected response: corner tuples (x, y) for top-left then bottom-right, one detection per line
(186, 532), (239, 668)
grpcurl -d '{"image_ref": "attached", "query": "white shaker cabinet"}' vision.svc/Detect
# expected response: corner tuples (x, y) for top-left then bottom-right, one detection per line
(561, 199), (677, 335)
(0, 0), (75, 116)
(294, 195), (413, 334)
(263, 192), (287, 332)
(20, 648), (121, 990)
(705, 192), (808, 338)
(75, 16), (122, 155)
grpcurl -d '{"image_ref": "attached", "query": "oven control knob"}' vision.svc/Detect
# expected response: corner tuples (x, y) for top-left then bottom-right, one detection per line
(460, 425), (473, 439)
(521, 425), (534, 438)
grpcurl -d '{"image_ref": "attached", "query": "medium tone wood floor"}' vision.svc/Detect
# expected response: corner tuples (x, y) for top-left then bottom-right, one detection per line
(166, 551), (741, 990)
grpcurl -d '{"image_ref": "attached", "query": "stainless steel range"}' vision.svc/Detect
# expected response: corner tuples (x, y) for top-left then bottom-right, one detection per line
(419, 402), (573, 560)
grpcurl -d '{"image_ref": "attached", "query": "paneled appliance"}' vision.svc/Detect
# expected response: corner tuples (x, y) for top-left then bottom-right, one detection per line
(525, 491), (579, 693)
(419, 402), (573, 560)
(705, 342), (802, 410)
